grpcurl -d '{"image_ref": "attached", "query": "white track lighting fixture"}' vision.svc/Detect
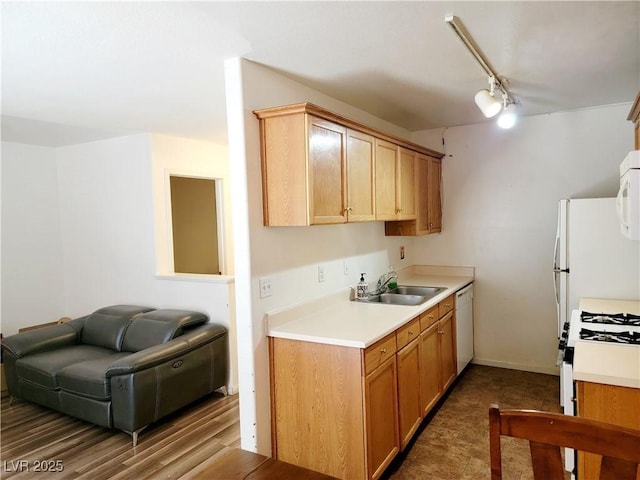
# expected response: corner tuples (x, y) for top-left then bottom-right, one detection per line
(474, 76), (502, 118)
(445, 15), (519, 128)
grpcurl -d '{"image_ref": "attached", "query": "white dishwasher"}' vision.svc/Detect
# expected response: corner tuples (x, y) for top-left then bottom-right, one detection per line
(455, 284), (474, 372)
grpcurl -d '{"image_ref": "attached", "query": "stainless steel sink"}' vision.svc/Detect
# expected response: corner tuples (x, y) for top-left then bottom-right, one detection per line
(365, 293), (428, 306)
(388, 285), (446, 297)
(354, 285), (446, 306)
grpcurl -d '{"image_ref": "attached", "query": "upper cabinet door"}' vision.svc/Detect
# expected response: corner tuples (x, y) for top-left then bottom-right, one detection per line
(346, 129), (376, 222)
(254, 103), (444, 228)
(428, 157), (442, 233)
(398, 147), (417, 220)
(375, 139), (398, 221)
(415, 154), (430, 234)
(307, 116), (348, 225)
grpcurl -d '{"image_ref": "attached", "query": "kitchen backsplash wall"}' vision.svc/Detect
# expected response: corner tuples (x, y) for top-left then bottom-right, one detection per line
(411, 103), (634, 376)
(253, 249), (398, 313)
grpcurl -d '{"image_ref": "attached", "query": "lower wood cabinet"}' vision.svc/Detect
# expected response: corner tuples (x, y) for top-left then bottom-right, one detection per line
(419, 321), (441, 415)
(439, 311), (457, 392)
(364, 354), (400, 479)
(397, 318), (422, 450)
(419, 300), (457, 417)
(269, 295), (460, 480)
(576, 381), (640, 480)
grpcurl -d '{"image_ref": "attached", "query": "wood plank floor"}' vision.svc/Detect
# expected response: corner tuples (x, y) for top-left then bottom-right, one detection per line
(0, 392), (240, 479)
(1, 366), (565, 480)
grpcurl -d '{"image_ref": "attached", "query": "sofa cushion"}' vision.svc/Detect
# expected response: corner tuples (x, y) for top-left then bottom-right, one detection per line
(57, 352), (130, 400)
(121, 309), (207, 352)
(81, 305), (154, 351)
(15, 345), (116, 390)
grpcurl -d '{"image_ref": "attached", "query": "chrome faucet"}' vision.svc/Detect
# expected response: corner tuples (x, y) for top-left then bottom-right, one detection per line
(373, 270), (398, 295)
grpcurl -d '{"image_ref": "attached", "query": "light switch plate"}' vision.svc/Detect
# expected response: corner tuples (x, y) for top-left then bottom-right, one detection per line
(259, 277), (272, 298)
(318, 265), (325, 283)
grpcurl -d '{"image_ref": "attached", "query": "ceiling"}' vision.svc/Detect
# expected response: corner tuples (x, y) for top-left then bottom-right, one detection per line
(2, 1), (639, 147)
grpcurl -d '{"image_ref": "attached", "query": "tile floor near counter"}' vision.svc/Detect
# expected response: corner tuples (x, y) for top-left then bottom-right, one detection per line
(385, 364), (567, 480)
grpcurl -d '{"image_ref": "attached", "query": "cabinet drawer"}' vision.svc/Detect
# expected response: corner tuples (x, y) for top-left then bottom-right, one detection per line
(438, 295), (455, 318)
(420, 305), (439, 331)
(364, 333), (397, 376)
(396, 317), (420, 350)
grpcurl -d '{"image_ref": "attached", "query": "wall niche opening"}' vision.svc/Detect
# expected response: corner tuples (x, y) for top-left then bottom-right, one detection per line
(169, 175), (221, 275)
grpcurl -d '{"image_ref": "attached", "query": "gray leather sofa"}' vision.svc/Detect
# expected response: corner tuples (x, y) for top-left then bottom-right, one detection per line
(1, 305), (228, 446)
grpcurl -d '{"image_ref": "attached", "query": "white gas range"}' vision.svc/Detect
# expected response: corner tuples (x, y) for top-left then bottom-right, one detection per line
(557, 298), (640, 476)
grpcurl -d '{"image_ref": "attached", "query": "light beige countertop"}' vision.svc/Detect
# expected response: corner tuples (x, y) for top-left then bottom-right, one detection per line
(579, 297), (640, 315)
(574, 297), (640, 389)
(266, 265), (474, 349)
(573, 342), (640, 389)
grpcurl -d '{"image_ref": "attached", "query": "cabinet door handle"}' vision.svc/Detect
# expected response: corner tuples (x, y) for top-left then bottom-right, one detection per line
(380, 348), (387, 354)
(408, 331), (414, 336)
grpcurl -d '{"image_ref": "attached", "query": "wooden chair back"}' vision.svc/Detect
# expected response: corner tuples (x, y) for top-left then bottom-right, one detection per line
(489, 404), (640, 480)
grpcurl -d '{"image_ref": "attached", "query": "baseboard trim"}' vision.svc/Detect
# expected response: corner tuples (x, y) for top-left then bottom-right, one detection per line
(471, 358), (560, 376)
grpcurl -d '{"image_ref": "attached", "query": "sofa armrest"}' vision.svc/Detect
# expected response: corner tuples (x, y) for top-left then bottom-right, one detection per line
(105, 323), (226, 377)
(1, 323), (80, 358)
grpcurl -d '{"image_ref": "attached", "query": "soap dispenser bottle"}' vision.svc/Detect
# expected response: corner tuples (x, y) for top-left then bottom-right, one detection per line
(356, 273), (369, 300)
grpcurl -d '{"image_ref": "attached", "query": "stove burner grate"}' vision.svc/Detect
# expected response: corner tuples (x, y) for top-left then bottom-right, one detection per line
(580, 311), (640, 326)
(579, 328), (640, 344)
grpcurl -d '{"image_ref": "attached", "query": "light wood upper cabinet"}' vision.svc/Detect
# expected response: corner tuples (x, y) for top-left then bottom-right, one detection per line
(258, 112), (346, 226)
(346, 129), (376, 222)
(428, 157), (442, 233)
(254, 103), (443, 227)
(398, 147), (417, 220)
(376, 144), (417, 221)
(415, 154), (431, 234)
(384, 153), (442, 236)
(308, 117), (348, 225)
(375, 138), (398, 220)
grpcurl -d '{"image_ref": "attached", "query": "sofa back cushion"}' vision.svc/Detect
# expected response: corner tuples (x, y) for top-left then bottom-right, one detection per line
(121, 309), (208, 352)
(81, 305), (154, 351)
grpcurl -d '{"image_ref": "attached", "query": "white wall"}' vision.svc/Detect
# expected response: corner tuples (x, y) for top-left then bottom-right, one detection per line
(1, 142), (65, 334)
(226, 58), (416, 454)
(1, 134), (238, 390)
(151, 134), (234, 276)
(55, 133), (237, 390)
(411, 104), (635, 374)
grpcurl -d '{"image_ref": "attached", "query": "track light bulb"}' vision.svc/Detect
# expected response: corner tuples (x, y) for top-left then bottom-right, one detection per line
(497, 103), (517, 129)
(474, 90), (502, 118)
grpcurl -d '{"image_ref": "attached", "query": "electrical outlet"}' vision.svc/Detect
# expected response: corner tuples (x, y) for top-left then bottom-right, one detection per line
(259, 277), (272, 298)
(400, 246), (405, 260)
(318, 265), (325, 283)
(343, 260), (349, 276)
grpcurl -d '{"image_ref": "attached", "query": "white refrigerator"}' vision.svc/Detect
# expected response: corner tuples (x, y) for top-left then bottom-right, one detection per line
(554, 198), (640, 334)
(554, 198), (639, 475)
